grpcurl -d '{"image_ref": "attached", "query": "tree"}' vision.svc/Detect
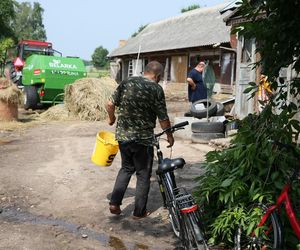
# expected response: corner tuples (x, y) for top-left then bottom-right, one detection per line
(82, 59), (92, 67)
(0, 0), (16, 40)
(13, 2), (47, 41)
(181, 4), (200, 13)
(131, 24), (148, 38)
(0, 38), (14, 76)
(30, 2), (47, 40)
(195, 0), (300, 248)
(91, 46), (109, 68)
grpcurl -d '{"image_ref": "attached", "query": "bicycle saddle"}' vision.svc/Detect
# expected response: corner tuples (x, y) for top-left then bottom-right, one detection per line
(157, 158), (186, 174)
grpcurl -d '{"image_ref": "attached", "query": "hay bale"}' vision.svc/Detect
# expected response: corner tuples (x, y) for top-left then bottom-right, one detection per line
(64, 77), (117, 121)
(0, 78), (21, 105)
(0, 78), (22, 121)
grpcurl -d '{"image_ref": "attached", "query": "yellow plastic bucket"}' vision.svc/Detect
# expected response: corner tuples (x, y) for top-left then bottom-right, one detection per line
(91, 131), (119, 167)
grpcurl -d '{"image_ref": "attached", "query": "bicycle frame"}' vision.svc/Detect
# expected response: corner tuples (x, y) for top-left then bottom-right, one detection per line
(152, 122), (190, 239)
(257, 183), (300, 240)
(153, 122), (209, 248)
(154, 134), (178, 207)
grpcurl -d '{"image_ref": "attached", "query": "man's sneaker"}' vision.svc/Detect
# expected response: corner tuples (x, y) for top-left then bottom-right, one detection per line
(109, 205), (121, 215)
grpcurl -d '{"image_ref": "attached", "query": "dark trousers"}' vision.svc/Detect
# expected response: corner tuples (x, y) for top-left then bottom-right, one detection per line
(110, 142), (154, 217)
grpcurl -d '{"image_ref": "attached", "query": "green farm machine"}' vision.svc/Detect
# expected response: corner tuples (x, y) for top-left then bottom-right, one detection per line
(6, 40), (87, 109)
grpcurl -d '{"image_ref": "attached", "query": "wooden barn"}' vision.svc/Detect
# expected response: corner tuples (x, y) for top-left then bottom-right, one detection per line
(109, 3), (237, 94)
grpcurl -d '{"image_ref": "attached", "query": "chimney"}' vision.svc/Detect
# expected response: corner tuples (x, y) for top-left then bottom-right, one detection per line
(119, 40), (127, 48)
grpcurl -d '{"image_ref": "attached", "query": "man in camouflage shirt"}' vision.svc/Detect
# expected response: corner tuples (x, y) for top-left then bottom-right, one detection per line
(105, 61), (174, 218)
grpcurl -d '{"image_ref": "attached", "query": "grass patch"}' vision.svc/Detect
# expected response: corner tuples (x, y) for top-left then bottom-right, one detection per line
(87, 69), (109, 78)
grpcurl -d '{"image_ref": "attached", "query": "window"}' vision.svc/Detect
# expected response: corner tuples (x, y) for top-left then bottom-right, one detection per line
(241, 38), (253, 63)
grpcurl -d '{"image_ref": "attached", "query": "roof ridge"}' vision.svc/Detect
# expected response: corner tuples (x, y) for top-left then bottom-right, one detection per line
(145, 2), (230, 28)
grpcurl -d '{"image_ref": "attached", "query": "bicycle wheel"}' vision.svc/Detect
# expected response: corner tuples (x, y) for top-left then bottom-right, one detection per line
(160, 173), (181, 237)
(168, 201), (181, 237)
(181, 211), (208, 250)
(234, 205), (283, 250)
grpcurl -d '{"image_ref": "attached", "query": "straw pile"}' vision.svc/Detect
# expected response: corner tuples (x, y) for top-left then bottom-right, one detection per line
(0, 78), (21, 105)
(39, 77), (117, 121)
(38, 104), (75, 121)
(64, 77), (116, 121)
(0, 78), (22, 121)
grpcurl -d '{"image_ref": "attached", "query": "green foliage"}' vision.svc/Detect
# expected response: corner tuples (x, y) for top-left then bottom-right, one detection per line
(209, 206), (264, 244)
(0, 0), (16, 40)
(195, 108), (300, 247)
(13, 2), (47, 41)
(0, 37), (14, 76)
(181, 4), (200, 13)
(194, 1), (300, 247)
(82, 60), (92, 67)
(98, 70), (110, 78)
(131, 24), (148, 38)
(91, 46), (109, 68)
(87, 68), (109, 78)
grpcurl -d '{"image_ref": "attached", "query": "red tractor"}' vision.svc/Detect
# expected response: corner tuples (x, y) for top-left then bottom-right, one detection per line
(5, 39), (61, 87)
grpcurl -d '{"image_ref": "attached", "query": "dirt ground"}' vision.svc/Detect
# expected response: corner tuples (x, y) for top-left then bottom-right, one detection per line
(0, 90), (217, 250)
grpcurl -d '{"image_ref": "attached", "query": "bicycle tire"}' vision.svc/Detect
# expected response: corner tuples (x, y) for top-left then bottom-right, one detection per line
(190, 99), (217, 119)
(161, 172), (181, 238)
(168, 202), (181, 238)
(234, 204), (284, 250)
(181, 211), (208, 250)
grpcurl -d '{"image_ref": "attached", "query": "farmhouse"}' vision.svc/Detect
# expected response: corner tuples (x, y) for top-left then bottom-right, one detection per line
(109, 3), (237, 94)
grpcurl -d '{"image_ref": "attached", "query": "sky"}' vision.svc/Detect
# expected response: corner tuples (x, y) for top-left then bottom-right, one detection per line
(17, 0), (231, 60)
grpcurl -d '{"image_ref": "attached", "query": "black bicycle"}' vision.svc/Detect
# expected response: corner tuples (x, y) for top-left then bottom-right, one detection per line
(154, 121), (209, 250)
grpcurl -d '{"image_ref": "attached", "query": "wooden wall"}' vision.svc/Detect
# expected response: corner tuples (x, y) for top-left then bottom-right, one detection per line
(170, 55), (188, 83)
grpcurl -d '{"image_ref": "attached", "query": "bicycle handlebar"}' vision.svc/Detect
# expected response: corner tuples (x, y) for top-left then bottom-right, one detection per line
(155, 121), (189, 138)
(172, 121), (189, 130)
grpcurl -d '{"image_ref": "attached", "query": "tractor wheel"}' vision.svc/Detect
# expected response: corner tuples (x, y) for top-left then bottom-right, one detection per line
(7, 63), (22, 87)
(23, 86), (39, 110)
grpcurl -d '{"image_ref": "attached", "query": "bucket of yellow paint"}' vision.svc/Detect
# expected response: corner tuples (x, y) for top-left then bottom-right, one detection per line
(91, 131), (119, 167)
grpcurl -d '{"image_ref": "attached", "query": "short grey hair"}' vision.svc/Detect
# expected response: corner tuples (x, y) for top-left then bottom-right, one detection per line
(144, 61), (164, 77)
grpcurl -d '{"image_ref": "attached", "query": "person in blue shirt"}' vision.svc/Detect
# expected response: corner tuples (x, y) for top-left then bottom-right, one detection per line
(187, 61), (207, 103)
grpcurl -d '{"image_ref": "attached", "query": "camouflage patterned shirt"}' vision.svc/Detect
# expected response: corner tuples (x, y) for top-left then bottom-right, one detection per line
(111, 76), (169, 145)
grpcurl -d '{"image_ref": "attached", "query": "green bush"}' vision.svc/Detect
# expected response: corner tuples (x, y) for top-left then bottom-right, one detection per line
(194, 105), (300, 248)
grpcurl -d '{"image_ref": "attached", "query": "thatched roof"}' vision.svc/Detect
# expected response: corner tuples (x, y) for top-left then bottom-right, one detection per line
(109, 3), (232, 57)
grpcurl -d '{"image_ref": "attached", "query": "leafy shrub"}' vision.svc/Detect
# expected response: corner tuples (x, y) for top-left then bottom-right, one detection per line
(194, 105), (300, 248)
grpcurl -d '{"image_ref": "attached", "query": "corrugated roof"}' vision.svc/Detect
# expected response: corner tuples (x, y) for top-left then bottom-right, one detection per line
(109, 3), (232, 57)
